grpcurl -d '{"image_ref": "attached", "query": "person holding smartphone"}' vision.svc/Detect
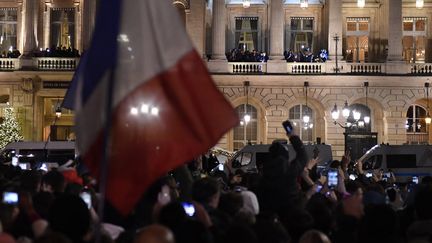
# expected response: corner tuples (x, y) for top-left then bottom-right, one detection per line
(257, 119), (308, 213)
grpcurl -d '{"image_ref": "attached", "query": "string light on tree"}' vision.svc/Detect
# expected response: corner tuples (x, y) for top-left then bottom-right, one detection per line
(0, 103), (24, 149)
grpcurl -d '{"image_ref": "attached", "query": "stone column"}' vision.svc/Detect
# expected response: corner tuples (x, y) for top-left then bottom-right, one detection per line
(212, 0), (226, 59)
(387, 0), (403, 61)
(187, 0), (206, 58)
(81, 0), (97, 52)
(269, 0), (284, 60)
(327, 0), (342, 61)
(23, 0), (38, 56)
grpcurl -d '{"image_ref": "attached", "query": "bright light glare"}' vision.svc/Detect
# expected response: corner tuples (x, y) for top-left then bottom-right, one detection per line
(416, 0), (424, 9)
(353, 110), (361, 121)
(364, 116), (370, 124)
(130, 107), (138, 115)
(244, 114), (251, 123)
(303, 115), (310, 123)
(151, 107), (159, 116)
(118, 34), (130, 42)
(141, 104), (149, 114)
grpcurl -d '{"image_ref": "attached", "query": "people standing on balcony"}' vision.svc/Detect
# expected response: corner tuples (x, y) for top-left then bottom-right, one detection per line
(1, 47), (21, 58)
(226, 48), (268, 62)
(32, 46), (80, 58)
(284, 49), (328, 63)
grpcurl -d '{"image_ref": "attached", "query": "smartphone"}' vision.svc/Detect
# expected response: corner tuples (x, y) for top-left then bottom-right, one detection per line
(412, 176), (419, 184)
(11, 156), (18, 166)
(181, 202), (195, 217)
(3, 192), (18, 205)
(366, 172), (373, 178)
(80, 192), (92, 209)
(282, 120), (293, 134)
(349, 174), (356, 181)
(327, 169), (338, 189)
(316, 184), (323, 193)
(18, 163), (29, 170)
(218, 164), (224, 171)
(384, 172), (391, 178)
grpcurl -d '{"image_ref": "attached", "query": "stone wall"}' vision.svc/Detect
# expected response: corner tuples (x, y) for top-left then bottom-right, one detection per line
(214, 74), (431, 157)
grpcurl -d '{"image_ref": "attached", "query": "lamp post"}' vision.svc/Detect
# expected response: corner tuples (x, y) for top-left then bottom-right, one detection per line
(303, 82), (313, 130)
(242, 0), (251, 8)
(333, 34), (340, 74)
(331, 101), (368, 130)
(426, 82), (431, 125)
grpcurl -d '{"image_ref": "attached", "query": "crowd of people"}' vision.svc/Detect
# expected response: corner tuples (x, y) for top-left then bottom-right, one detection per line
(284, 49), (328, 63)
(226, 49), (269, 62)
(1, 47), (21, 58)
(224, 48), (329, 63)
(0, 130), (431, 243)
(32, 46), (81, 58)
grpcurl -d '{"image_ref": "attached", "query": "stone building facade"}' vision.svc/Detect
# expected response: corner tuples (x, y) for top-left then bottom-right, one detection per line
(0, 0), (431, 159)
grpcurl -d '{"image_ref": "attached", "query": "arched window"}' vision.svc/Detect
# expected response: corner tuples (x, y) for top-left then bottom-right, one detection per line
(406, 104), (428, 144)
(289, 104), (313, 142)
(233, 104), (257, 151)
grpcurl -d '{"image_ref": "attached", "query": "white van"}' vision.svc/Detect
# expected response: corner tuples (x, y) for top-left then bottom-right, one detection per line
(0, 141), (76, 168)
(359, 144), (432, 181)
(231, 142), (333, 174)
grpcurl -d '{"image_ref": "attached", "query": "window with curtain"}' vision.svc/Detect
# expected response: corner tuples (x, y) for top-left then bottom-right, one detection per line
(345, 17), (369, 63)
(406, 104), (427, 133)
(235, 17), (259, 51)
(233, 104), (258, 151)
(50, 8), (75, 48)
(289, 104), (313, 142)
(0, 8), (17, 55)
(403, 17), (427, 63)
(286, 17), (314, 53)
(406, 104), (429, 144)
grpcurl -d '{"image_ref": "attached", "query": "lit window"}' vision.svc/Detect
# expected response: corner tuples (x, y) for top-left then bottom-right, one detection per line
(289, 105), (314, 142)
(233, 104), (257, 151)
(403, 17), (427, 63)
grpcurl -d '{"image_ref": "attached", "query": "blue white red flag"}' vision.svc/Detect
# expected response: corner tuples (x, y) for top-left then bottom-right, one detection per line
(67, 0), (238, 215)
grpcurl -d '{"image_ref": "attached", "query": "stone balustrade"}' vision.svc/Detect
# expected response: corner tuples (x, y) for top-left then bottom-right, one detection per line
(347, 63), (383, 74)
(228, 62), (267, 74)
(34, 57), (79, 70)
(207, 61), (432, 75)
(410, 64), (432, 74)
(287, 63), (324, 74)
(0, 58), (20, 70)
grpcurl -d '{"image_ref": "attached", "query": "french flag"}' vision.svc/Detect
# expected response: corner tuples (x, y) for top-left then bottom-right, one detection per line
(65, 0), (238, 215)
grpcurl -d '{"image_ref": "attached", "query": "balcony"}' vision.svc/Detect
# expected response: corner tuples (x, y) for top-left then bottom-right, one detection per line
(410, 64), (432, 74)
(207, 60), (432, 75)
(228, 62), (267, 74)
(406, 133), (429, 144)
(33, 57), (79, 70)
(287, 63), (324, 74)
(0, 58), (20, 70)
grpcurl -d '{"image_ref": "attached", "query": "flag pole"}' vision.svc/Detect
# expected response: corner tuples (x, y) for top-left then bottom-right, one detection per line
(95, 68), (116, 243)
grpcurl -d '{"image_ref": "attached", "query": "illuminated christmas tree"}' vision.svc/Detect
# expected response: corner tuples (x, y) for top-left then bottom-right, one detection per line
(0, 103), (23, 149)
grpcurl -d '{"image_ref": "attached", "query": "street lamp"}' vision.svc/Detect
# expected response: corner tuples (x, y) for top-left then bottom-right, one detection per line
(416, 0), (424, 9)
(331, 101), (368, 129)
(333, 34), (340, 74)
(364, 82), (370, 124)
(426, 82), (431, 124)
(242, 0), (251, 8)
(243, 81), (251, 124)
(303, 82), (313, 130)
(300, 0), (308, 8)
(55, 98), (62, 118)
